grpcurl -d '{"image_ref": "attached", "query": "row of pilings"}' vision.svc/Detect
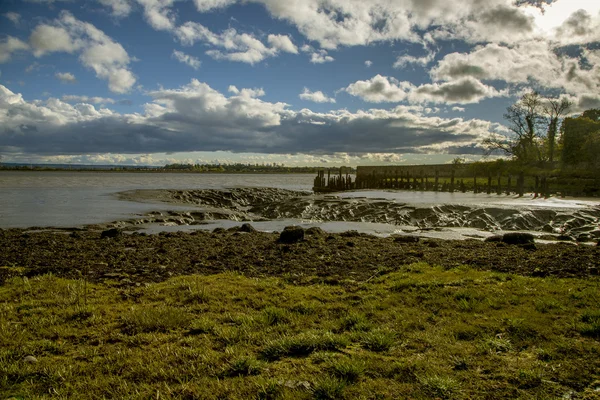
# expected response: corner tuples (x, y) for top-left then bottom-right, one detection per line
(313, 165), (563, 198)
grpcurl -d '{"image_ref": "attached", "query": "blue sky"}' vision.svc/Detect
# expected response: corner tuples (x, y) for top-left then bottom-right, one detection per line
(0, 0), (599, 166)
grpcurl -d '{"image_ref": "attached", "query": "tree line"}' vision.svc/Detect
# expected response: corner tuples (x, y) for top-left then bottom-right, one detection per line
(484, 92), (600, 170)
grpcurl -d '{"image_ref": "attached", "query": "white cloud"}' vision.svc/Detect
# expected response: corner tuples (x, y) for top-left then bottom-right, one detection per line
(175, 22), (296, 64)
(394, 51), (436, 69)
(0, 81), (501, 157)
(99, 0), (133, 17)
(299, 88), (336, 103)
(267, 34), (298, 54)
(172, 49), (201, 69)
(193, 0), (236, 12)
(3, 12), (21, 25)
(136, 0), (177, 31)
(29, 11), (136, 93)
(310, 49), (334, 64)
(345, 75), (507, 105)
(62, 95), (116, 104)
(452, 106), (465, 112)
(0, 37), (29, 63)
(344, 75), (414, 103)
(365, 60), (372, 67)
(55, 72), (77, 83)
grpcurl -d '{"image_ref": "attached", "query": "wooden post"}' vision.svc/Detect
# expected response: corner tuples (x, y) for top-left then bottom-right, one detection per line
(434, 170), (439, 191)
(496, 172), (502, 195)
(518, 172), (524, 197)
(450, 170), (455, 193)
(506, 175), (512, 195)
(473, 174), (477, 194)
(534, 176), (539, 198)
(487, 173), (492, 195)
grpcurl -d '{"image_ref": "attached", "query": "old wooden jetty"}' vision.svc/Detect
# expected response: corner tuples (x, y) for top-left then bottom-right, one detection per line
(313, 164), (599, 198)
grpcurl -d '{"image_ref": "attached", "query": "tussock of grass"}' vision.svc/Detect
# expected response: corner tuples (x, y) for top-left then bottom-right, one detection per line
(121, 306), (191, 334)
(261, 332), (349, 361)
(1, 264), (599, 399)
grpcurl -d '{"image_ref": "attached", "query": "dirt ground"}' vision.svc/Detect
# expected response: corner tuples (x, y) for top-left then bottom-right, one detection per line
(1, 227), (598, 286)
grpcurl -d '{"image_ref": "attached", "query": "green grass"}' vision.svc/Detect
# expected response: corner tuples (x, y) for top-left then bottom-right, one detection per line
(1, 264), (599, 399)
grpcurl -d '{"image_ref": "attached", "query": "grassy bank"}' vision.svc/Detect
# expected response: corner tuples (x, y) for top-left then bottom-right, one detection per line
(1, 263), (599, 399)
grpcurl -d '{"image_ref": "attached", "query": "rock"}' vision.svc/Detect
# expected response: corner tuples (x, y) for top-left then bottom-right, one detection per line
(278, 226), (305, 244)
(557, 234), (575, 242)
(305, 226), (325, 236)
(70, 231), (82, 239)
(394, 235), (420, 243)
(23, 355), (38, 363)
(521, 243), (537, 251)
(577, 234), (593, 242)
(239, 223), (256, 233)
(538, 234), (558, 241)
(341, 230), (361, 237)
(212, 227), (226, 234)
(100, 228), (122, 239)
(541, 224), (555, 233)
(484, 235), (503, 242)
(426, 240), (440, 248)
(502, 232), (535, 245)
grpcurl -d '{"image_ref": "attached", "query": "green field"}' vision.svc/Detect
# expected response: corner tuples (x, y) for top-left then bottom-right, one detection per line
(1, 264), (599, 399)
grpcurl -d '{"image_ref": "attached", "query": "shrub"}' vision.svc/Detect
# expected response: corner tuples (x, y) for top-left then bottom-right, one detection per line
(311, 377), (346, 400)
(328, 358), (365, 383)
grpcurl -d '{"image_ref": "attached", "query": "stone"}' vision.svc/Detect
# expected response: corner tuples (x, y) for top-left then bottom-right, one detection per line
(394, 235), (420, 243)
(501, 232), (535, 245)
(278, 226), (305, 244)
(239, 223), (257, 233)
(212, 227), (226, 234)
(305, 226), (325, 236)
(100, 228), (122, 239)
(23, 355), (38, 363)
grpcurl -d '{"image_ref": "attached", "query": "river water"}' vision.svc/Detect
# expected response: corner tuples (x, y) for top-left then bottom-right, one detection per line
(1, 171), (598, 240)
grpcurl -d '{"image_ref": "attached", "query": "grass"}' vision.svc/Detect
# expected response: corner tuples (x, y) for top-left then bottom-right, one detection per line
(1, 264), (599, 399)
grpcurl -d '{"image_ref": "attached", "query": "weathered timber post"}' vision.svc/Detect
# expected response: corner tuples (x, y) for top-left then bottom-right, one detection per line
(434, 170), (439, 191)
(450, 170), (455, 193)
(506, 175), (512, 195)
(460, 180), (466, 193)
(517, 172), (524, 197)
(420, 170), (424, 190)
(534, 176), (539, 198)
(487, 173), (492, 195)
(473, 174), (478, 194)
(496, 172), (502, 195)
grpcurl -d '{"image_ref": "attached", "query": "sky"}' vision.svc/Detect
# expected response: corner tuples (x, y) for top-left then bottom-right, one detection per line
(0, 0), (599, 167)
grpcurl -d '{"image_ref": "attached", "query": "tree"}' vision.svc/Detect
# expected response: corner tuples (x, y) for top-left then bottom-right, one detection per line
(560, 110), (600, 167)
(484, 91), (546, 164)
(543, 97), (571, 163)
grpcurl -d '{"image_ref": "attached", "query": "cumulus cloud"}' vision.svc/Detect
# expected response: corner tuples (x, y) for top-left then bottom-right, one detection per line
(99, 0), (133, 17)
(310, 50), (334, 64)
(267, 34), (298, 54)
(136, 0), (177, 31)
(365, 60), (372, 67)
(193, 0), (236, 12)
(0, 82), (501, 157)
(175, 22), (296, 64)
(344, 75), (414, 103)
(345, 75), (507, 105)
(172, 49), (201, 69)
(394, 51), (436, 69)
(299, 88), (336, 103)
(55, 72), (77, 83)
(29, 11), (136, 93)
(0, 37), (29, 63)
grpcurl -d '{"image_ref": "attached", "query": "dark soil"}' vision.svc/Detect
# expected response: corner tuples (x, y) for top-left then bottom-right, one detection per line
(0, 227), (598, 286)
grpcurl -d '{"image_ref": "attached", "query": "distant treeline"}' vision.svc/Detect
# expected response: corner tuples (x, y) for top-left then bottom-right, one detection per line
(162, 163), (356, 174)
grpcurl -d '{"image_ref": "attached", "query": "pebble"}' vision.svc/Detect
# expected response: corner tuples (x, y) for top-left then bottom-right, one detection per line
(23, 355), (38, 363)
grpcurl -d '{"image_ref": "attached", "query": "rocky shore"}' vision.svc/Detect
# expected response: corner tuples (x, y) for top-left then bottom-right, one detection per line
(1, 226), (598, 286)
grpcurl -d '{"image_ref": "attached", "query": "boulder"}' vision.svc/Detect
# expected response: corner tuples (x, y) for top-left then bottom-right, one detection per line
(305, 226), (325, 236)
(501, 232), (535, 245)
(100, 228), (122, 239)
(557, 234), (575, 242)
(23, 355), (38, 363)
(278, 226), (305, 244)
(239, 223), (257, 233)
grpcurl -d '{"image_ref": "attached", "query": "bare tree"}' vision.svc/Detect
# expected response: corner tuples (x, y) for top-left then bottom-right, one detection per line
(543, 97), (571, 163)
(484, 91), (546, 163)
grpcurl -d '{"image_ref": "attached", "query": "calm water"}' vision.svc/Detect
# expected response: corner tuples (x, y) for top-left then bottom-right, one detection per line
(1, 171), (598, 230)
(0, 171), (314, 228)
